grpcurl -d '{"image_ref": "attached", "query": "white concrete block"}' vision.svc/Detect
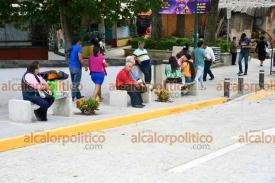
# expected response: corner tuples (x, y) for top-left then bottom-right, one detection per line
(142, 85), (153, 103)
(166, 84), (182, 98)
(52, 97), (73, 117)
(9, 99), (32, 123)
(109, 90), (130, 107)
(188, 82), (197, 96)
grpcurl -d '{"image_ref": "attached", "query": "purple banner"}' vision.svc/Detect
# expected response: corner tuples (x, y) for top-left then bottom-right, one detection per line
(159, 0), (211, 15)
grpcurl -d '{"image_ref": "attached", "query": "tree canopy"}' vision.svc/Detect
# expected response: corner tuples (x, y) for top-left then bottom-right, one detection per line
(0, 0), (162, 30)
(0, 0), (163, 46)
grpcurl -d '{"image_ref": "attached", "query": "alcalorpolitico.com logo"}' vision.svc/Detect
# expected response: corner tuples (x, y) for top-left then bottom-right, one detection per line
(131, 131), (213, 146)
(24, 132), (106, 147)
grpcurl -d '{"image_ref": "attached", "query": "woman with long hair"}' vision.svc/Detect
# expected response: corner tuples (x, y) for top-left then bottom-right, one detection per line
(165, 56), (182, 84)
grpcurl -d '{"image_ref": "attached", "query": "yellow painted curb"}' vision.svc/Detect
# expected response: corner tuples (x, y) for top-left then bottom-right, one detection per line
(247, 90), (274, 102)
(0, 97), (227, 152)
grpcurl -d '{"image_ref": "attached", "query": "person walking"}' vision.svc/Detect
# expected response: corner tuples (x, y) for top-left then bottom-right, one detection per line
(230, 37), (238, 65)
(203, 43), (215, 81)
(69, 36), (88, 101)
(256, 36), (269, 67)
(133, 41), (152, 84)
(194, 41), (207, 90)
(88, 46), (107, 101)
(22, 61), (54, 121)
(238, 33), (252, 76)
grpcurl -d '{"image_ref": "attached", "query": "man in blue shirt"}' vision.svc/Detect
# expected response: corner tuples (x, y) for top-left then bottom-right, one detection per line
(194, 41), (207, 90)
(69, 36), (87, 101)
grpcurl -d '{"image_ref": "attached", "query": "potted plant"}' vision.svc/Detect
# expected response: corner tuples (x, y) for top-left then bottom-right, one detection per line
(155, 89), (170, 102)
(76, 98), (99, 115)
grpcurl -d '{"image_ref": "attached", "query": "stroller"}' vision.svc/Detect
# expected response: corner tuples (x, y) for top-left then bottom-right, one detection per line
(40, 70), (69, 98)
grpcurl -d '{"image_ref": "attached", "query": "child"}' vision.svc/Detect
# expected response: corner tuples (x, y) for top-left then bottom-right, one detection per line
(181, 54), (195, 83)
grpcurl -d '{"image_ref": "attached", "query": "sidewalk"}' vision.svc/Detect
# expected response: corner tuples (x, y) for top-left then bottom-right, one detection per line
(0, 58), (274, 140)
(1, 85), (275, 183)
(48, 46), (128, 60)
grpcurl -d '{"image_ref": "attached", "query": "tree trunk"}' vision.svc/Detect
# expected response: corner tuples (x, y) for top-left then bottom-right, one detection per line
(98, 17), (106, 41)
(151, 11), (162, 40)
(176, 15), (185, 37)
(205, 0), (219, 43)
(59, 6), (73, 61)
(60, 7), (72, 50)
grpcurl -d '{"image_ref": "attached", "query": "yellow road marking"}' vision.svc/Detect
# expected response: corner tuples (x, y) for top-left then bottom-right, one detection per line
(0, 97), (227, 153)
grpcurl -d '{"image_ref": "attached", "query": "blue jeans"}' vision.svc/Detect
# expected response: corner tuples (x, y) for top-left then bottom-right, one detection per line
(70, 67), (82, 99)
(23, 92), (54, 120)
(185, 77), (193, 83)
(195, 66), (205, 89)
(238, 51), (249, 73)
(23, 92), (54, 110)
(139, 60), (152, 84)
(128, 91), (143, 106)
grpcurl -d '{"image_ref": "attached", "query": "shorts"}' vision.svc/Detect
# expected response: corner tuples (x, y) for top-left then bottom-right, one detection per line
(90, 72), (105, 85)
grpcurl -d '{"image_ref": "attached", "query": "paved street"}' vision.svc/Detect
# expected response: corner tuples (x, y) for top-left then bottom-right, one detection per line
(1, 90), (275, 183)
(1, 0), (275, 182)
(0, 57), (275, 182)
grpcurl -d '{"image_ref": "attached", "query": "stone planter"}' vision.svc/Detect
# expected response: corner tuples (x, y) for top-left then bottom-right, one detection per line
(221, 52), (232, 66)
(124, 48), (172, 61)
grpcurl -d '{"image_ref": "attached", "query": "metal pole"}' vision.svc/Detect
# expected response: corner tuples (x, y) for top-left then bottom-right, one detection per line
(224, 78), (230, 98)
(259, 70), (265, 90)
(227, 19), (229, 45)
(238, 77), (244, 95)
(194, 0), (198, 48)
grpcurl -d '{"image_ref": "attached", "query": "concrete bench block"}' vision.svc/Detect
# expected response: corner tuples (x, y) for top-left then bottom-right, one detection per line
(166, 84), (182, 98)
(109, 90), (130, 107)
(186, 82), (197, 96)
(9, 99), (32, 123)
(142, 85), (153, 103)
(51, 97), (73, 117)
(49, 91), (72, 117)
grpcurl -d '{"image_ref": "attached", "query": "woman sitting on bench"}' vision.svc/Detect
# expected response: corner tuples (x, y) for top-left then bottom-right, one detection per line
(21, 61), (54, 121)
(165, 56), (182, 84)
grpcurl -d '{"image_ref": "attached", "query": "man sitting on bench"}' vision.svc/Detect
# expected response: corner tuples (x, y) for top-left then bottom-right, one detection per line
(22, 61), (54, 121)
(116, 61), (146, 108)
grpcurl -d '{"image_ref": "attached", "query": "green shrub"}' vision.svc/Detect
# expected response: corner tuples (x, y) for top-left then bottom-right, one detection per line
(175, 38), (190, 46)
(217, 39), (230, 53)
(130, 37), (230, 52)
(158, 39), (177, 50)
(130, 37), (145, 49)
(76, 98), (99, 115)
(130, 37), (191, 50)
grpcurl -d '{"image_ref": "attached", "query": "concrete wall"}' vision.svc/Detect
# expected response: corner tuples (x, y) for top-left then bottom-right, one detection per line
(230, 13), (253, 40)
(265, 7), (275, 38)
